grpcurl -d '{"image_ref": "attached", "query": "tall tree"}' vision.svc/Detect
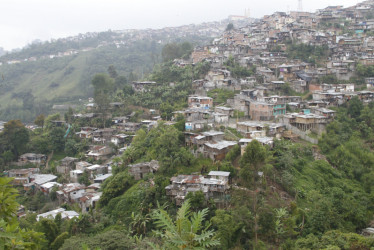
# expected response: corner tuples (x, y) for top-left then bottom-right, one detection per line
(91, 74), (114, 128)
(35, 219), (58, 248)
(239, 140), (269, 247)
(226, 23), (234, 31)
(115, 75), (130, 92)
(239, 140), (268, 177)
(0, 120), (29, 158)
(347, 96), (363, 119)
(211, 210), (240, 249)
(23, 92), (35, 111)
(99, 171), (136, 206)
(107, 65), (118, 79)
(49, 127), (66, 152)
(34, 114), (45, 129)
(128, 71), (138, 82)
(161, 42), (193, 62)
(64, 108), (74, 125)
(129, 212), (151, 236)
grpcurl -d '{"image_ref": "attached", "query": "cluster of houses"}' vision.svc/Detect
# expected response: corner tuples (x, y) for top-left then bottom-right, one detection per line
(190, 2), (374, 74)
(73, 106), (160, 151)
(8, 0), (374, 216)
(7, 156), (164, 215)
(166, 171), (231, 206)
(6, 154), (116, 215)
(185, 130), (237, 161)
(168, 2), (374, 143)
(146, 1), (374, 205)
(9, 150), (234, 209)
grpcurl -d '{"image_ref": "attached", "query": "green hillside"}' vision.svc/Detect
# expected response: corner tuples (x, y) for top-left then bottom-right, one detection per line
(0, 34), (210, 122)
(0, 41), (164, 122)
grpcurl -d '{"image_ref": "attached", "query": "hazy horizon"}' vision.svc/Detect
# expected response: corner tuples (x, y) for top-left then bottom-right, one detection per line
(1, 0), (359, 51)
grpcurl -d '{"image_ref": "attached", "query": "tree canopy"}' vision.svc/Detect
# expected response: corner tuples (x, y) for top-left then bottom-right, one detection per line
(0, 120), (29, 159)
(0, 177), (44, 249)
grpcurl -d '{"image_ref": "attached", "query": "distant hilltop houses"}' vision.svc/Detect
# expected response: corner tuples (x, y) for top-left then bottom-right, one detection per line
(170, 0), (374, 145)
(0, 16), (249, 66)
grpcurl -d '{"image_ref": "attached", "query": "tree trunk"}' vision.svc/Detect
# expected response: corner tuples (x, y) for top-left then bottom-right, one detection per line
(253, 174), (258, 249)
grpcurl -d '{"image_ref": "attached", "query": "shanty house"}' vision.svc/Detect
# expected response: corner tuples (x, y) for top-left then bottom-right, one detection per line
(128, 160), (160, 180)
(57, 157), (78, 175)
(18, 153), (47, 165)
(203, 141), (237, 161)
(188, 96), (213, 109)
(165, 172), (230, 206)
(7, 168), (40, 185)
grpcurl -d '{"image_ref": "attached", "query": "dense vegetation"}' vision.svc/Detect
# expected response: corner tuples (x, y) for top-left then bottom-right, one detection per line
(208, 88), (236, 105)
(1, 32), (374, 249)
(223, 56), (256, 78)
(286, 43), (329, 65)
(0, 32), (209, 122)
(3, 97), (374, 249)
(0, 41), (161, 122)
(161, 42), (193, 62)
(114, 61), (211, 115)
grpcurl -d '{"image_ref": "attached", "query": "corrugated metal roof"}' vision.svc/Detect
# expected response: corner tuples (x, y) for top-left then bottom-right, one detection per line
(208, 171), (230, 177)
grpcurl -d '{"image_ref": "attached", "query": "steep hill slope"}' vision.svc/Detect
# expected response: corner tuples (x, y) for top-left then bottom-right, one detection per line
(0, 31), (211, 122)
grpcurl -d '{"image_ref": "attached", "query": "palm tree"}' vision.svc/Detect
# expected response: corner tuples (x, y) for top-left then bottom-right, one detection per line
(130, 212), (151, 235)
(274, 208), (288, 244)
(150, 200), (220, 249)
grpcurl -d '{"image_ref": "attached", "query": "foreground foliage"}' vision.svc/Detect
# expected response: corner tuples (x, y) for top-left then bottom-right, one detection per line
(150, 200), (220, 249)
(0, 177), (44, 249)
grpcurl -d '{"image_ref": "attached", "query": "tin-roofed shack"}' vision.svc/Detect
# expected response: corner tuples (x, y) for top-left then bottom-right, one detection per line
(204, 141), (238, 161)
(56, 183), (86, 204)
(36, 208), (79, 221)
(188, 95), (213, 109)
(75, 161), (92, 171)
(6, 168), (40, 185)
(86, 164), (108, 180)
(165, 171), (230, 206)
(30, 174), (58, 187)
(86, 145), (113, 161)
(131, 81), (157, 92)
(57, 157), (79, 175)
(128, 160), (159, 180)
(18, 153), (47, 165)
(237, 121), (285, 138)
(79, 192), (102, 213)
(94, 174), (112, 184)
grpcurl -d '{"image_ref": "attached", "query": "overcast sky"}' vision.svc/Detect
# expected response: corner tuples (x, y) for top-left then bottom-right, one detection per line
(0, 0), (360, 50)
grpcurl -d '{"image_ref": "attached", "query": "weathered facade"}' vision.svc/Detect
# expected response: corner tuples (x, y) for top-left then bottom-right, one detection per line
(128, 160), (159, 180)
(7, 168), (40, 185)
(18, 153), (47, 165)
(57, 157), (79, 175)
(165, 171), (230, 206)
(203, 141), (238, 161)
(188, 95), (213, 109)
(249, 101), (286, 121)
